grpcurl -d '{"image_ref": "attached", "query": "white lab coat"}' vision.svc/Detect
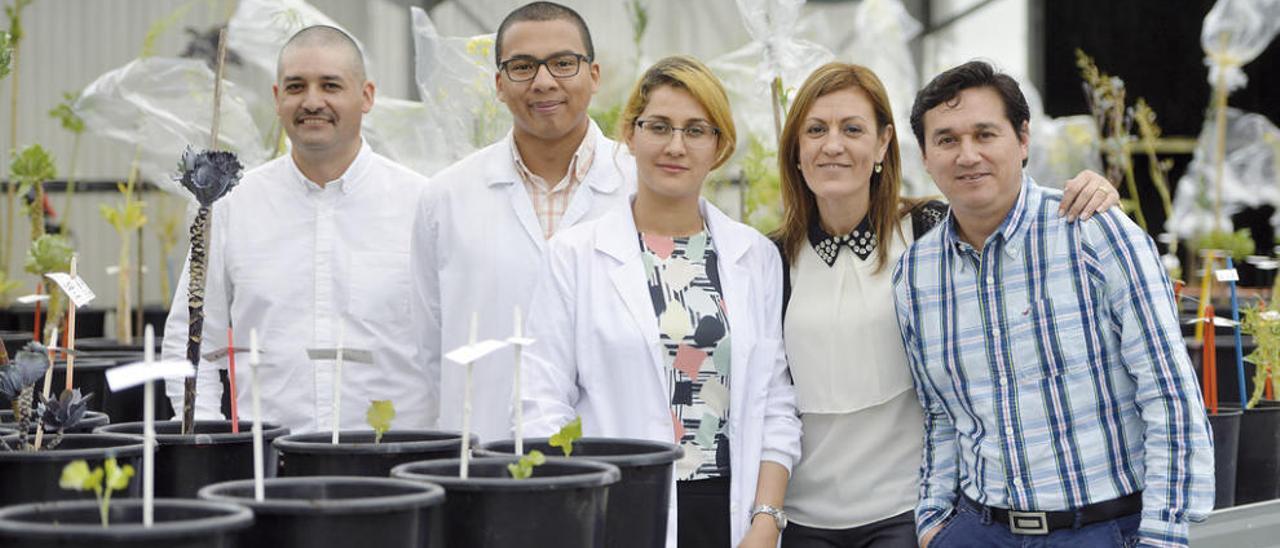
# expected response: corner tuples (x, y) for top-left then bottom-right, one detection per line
(521, 197), (802, 547)
(409, 124), (636, 441)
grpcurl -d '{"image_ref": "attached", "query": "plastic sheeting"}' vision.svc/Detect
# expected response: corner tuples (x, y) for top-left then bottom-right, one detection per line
(1022, 83), (1104, 191)
(1201, 0), (1280, 91)
(1171, 108), (1280, 238)
(409, 6), (510, 170)
(74, 58), (270, 197)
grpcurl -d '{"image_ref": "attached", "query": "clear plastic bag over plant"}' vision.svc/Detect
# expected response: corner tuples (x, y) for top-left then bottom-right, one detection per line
(1201, 0), (1280, 91)
(409, 6), (511, 171)
(1021, 83), (1105, 192)
(1171, 108), (1280, 238)
(74, 57), (269, 197)
(713, 0), (832, 141)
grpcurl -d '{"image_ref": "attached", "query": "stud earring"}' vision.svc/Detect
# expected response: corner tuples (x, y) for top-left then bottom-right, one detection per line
(874, 162), (883, 174)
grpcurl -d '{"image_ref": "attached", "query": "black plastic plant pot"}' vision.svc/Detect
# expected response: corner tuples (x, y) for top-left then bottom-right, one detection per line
(477, 437), (682, 548)
(0, 433), (147, 507)
(392, 456), (620, 548)
(95, 420), (290, 498)
(1208, 409), (1242, 508)
(1, 329), (33, 356)
(1188, 332), (1259, 404)
(1, 409), (111, 433)
(0, 498), (252, 548)
(73, 336), (159, 353)
(0, 357), (116, 417)
(274, 430), (470, 478)
(198, 476), (445, 548)
(11, 305), (107, 339)
(1233, 402), (1280, 505)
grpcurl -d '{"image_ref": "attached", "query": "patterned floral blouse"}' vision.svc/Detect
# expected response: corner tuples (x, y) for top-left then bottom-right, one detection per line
(639, 230), (732, 480)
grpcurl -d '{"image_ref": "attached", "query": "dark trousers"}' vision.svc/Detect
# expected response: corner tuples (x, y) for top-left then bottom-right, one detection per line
(928, 496), (1141, 547)
(782, 510), (917, 548)
(678, 476), (731, 547)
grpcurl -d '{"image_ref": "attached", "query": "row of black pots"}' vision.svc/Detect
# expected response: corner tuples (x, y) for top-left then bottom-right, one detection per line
(0, 304), (170, 340)
(0, 430), (673, 548)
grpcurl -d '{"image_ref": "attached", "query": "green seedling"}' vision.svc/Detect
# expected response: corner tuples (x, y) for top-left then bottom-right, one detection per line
(60, 457), (135, 527)
(366, 400), (395, 444)
(548, 416), (583, 457)
(507, 449), (545, 480)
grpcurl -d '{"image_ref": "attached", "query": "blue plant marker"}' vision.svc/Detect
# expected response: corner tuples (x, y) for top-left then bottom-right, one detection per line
(1227, 257), (1247, 408)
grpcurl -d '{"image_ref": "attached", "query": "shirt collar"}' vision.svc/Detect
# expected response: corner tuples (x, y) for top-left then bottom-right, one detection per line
(808, 214), (876, 266)
(509, 120), (599, 191)
(289, 138), (373, 195)
(942, 174), (1038, 259)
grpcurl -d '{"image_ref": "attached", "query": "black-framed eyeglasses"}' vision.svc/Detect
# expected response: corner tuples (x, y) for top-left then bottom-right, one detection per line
(635, 119), (721, 146)
(498, 53), (591, 82)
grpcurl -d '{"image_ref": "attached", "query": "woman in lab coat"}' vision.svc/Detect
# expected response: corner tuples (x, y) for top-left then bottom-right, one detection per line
(521, 55), (802, 548)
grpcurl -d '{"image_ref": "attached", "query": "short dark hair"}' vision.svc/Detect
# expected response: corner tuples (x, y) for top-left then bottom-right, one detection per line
(278, 25), (366, 82)
(909, 61), (1030, 152)
(494, 2), (594, 66)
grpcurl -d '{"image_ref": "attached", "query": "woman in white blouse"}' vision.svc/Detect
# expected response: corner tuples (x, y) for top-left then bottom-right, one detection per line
(774, 63), (1119, 547)
(521, 56), (801, 548)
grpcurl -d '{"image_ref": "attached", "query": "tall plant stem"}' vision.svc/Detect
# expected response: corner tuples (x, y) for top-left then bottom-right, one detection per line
(58, 134), (81, 236)
(182, 206), (211, 434)
(2, 21), (20, 280)
(1120, 146), (1147, 231)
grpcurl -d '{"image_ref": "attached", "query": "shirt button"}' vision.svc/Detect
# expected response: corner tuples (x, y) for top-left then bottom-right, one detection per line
(992, 327), (1001, 336)
(1005, 426), (1014, 436)
(986, 276), (995, 284)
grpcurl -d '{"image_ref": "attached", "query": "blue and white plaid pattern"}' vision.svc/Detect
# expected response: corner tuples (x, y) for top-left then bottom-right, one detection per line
(893, 176), (1213, 547)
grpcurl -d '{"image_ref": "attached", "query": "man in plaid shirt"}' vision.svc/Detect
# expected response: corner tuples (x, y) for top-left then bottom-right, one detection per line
(893, 61), (1213, 548)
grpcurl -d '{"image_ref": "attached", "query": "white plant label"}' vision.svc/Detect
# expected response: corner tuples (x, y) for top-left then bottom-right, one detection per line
(203, 347), (255, 362)
(106, 360), (195, 391)
(16, 294), (50, 304)
(444, 340), (510, 365)
(44, 272), (96, 307)
(1215, 269), (1239, 282)
(306, 348), (374, 364)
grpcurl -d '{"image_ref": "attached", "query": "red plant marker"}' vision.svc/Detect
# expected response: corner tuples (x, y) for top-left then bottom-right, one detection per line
(32, 281), (43, 343)
(228, 327), (240, 433)
(1204, 305), (1218, 414)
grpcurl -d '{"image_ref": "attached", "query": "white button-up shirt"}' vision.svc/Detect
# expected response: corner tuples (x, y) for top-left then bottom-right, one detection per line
(163, 141), (431, 434)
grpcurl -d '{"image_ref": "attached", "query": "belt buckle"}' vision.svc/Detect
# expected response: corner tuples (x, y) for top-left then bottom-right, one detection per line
(1008, 511), (1049, 535)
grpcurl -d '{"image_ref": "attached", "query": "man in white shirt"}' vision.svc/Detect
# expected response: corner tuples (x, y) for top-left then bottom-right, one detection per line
(163, 25), (431, 434)
(409, 1), (636, 441)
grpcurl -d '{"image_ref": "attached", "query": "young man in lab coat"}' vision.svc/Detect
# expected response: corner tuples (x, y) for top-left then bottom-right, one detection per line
(409, 1), (636, 440)
(162, 26), (432, 434)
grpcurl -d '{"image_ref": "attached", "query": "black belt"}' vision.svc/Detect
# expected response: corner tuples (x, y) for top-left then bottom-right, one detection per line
(959, 491), (1143, 535)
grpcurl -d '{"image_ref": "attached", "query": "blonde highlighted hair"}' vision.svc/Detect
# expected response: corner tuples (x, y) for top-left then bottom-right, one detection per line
(617, 55), (737, 169)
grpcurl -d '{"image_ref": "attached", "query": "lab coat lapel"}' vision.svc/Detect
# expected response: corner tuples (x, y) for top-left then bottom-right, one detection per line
(596, 205), (667, 394)
(703, 200), (756, 423)
(486, 135), (547, 252)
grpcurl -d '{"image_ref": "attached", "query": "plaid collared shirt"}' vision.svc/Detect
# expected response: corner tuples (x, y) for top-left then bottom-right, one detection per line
(892, 176), (1213, 547)
(510, 124), (597, 239)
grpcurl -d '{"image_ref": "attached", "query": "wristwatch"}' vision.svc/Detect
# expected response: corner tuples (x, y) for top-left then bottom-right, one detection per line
(750, 504), (788, 532)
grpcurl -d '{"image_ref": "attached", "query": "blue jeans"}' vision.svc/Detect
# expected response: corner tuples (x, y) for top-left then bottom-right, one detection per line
(928, 497), (1141, 548)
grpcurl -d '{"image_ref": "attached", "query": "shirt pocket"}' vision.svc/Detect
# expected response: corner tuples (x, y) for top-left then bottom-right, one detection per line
(1013, 296), (1091, 381)
(347, 251), (411, 323)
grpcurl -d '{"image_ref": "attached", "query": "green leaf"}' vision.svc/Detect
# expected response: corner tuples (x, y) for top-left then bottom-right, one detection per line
(24, 234), (73, 276)
(366, 400), (395, 443)
(10, 144), (57, 189)
(548, 416), (583, 457)
(59, 460), (99, 491)
(48, 91), (84, 134)
(103, 457), (134, 492)
(507, 449), (546, 479)
(1196, 229), (1255, 260)
(0, 31), (12, 80)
